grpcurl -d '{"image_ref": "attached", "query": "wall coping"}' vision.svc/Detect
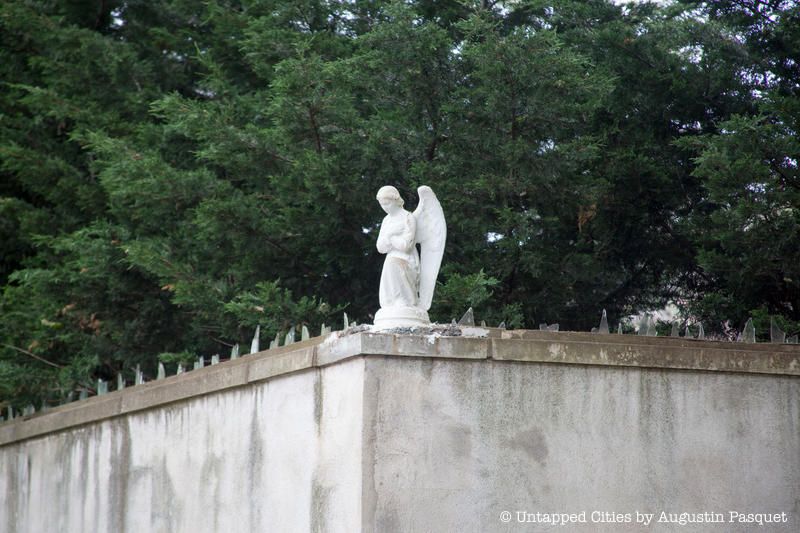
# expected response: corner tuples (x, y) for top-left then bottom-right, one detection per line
(1, 329), (798, 446)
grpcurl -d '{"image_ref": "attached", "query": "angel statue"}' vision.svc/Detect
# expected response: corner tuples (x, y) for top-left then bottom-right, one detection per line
(374, 185), (446, 328)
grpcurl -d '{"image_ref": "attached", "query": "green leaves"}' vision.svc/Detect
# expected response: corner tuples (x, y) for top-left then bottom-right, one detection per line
(430, 270), (498, 322)
(678, 110), (800, 328)
(2, 0), (799, 408)
(224, 280), (340, 338)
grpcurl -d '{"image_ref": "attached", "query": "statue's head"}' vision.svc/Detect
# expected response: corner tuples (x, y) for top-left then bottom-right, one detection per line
(376, 186), (404, 214)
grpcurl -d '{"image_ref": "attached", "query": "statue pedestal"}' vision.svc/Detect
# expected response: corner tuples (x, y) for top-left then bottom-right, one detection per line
(374, 306), (430, 329)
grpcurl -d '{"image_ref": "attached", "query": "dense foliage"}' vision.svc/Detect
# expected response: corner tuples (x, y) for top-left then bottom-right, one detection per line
(1, 0), (798, 408)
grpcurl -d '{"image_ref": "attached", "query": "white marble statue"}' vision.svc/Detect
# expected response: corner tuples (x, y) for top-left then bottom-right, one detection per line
(374, 185), (446, 328)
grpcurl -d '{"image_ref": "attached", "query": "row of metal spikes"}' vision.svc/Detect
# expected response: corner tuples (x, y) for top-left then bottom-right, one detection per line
(3, 311), (797, 423)
(0, 317), (354, 423)
(456, 307), (797, 344)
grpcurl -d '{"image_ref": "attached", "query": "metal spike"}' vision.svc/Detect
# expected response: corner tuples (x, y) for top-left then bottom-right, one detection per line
(117, 373), (125, 391)
(250, 325), (261, 354)
(40, 402), (50, 413)
(451, 318), (457, 326)
(321, 324), (331, 336)
(194, 357), (204, 370)
(343, 312), (349, 330)
(285, 326), (295, 346)
(177, 364), (184, 375)
(352, 320), (358, 327)
(301, 325), (310, 341)
(211, 354), (220, 365)
(480, 320), (487, 327)
(6, 406), (13, 420)
(591, 327), (598, 333)
(787, 335), (798, 344)
(157, 363), (166, 380)
(741, 318), (755, 343)
(646, 317), (658, 336)
(539, 323), (548, 331)
(23, 404), (35, 416)
(637, 316), (649, 336)
(230, 343), (240, 360)
(458, 307), (475, 326)
(269, 338), (278, 350)
(697, 323), (705, 340)
(79, 390), (88, 400)
(547, 324), (559, 332)
(617, 323), (623, 334)
(98, 379), (108, 395)
(770, 317), (786, 343)
(684, 324), (692, 339)
(498, 321), (506, 329)
(670, 322), (680, 337)
(135, 365), (144, 385)
(598, 309), (609, 334)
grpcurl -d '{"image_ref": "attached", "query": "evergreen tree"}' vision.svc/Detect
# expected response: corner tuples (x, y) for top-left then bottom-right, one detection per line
(1, 0), (798, 408)
(676, 0), (800, 335)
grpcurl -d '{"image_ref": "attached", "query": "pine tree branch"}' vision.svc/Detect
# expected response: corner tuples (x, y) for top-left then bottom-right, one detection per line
(2, 344), (63, 369)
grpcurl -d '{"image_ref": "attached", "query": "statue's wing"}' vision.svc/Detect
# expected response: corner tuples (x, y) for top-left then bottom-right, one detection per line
(413, 186), (446, 311)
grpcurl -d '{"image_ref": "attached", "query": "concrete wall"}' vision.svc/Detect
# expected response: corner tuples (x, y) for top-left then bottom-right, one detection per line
(1, 331), (798, 532)
(363, 357), (799, 532)
(0, 358), (365, 533)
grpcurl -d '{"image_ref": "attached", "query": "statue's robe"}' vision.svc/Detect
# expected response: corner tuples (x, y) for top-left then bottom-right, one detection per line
(376, 210), (419, 309)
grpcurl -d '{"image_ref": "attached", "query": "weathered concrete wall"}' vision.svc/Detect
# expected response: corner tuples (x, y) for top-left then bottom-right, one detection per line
(1, 331), (798, 532)
(0, 359), (365, 533)
(362, 357), (799, 532)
